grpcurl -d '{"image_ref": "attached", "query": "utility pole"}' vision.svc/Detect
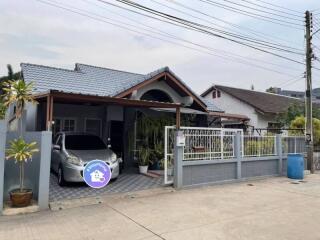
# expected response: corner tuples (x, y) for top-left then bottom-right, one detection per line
(305, 11), (314, 173)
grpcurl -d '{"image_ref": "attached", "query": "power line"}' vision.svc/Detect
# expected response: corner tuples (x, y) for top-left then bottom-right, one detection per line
(253, 0), (303, 14)
(198, 0), (304, 29)
(275, 74), (305, 88)
(154, 0), (303, 51)
(84, 0), (303, 73)
(110, 0), (304, 55)
(215, 0), (302, 22)
(109, 0), (306, 64)
(231, 0), (303, 18)
(35, 0), (302, 78)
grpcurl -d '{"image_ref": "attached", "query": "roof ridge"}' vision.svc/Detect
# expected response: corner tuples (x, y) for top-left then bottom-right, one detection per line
(215, 84), (301, 100)
(20, 63), (82, 73)
(75, 63), (144, 76)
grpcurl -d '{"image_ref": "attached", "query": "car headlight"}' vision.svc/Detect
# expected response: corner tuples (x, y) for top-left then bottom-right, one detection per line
(67, 155), (82, 166)
(110, 153), (117, 164)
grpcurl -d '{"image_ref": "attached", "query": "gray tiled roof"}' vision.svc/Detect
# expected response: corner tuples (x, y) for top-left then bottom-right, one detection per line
(204, 85), (302, 114)
(21, 63), (222, 112)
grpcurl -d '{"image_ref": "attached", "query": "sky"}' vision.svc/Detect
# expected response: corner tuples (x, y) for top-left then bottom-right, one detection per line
(0, 0), (320, 95)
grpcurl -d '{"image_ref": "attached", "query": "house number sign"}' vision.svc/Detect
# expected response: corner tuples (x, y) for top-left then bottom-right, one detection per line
(83, 160), (111, 189)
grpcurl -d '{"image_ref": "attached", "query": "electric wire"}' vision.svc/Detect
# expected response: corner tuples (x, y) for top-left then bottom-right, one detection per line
(109, 0), (306, 64)
(35, 0), (303, 78)
(198, 0), (304, 29)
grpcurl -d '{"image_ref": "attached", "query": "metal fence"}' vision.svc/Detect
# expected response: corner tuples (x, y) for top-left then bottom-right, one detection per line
(165, 127), (306, 163)
(242, 135), (276, 157)
(282, 136), (306, 154)
(183, 128), (240, 160)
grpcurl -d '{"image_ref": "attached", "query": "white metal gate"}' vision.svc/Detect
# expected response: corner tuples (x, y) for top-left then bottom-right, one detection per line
(164, 126), (243, 185)
(164, 126), (175, 185)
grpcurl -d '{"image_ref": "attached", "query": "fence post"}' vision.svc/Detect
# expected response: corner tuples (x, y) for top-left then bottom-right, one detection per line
(276, 134), (283, 176)
(37, 131), (52, 210)
(0, 120), (7, 215)
(235, 132), (242, 179)
(174, 130), (184, 189)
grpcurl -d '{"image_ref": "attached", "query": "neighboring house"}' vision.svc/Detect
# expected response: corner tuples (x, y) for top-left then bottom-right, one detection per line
(201, 85), (302, 132)
(18, 63), (225, 169)
(271, 87), (320, 103)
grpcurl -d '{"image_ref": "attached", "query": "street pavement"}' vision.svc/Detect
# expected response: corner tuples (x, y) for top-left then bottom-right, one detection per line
(1, 174), (320, 240)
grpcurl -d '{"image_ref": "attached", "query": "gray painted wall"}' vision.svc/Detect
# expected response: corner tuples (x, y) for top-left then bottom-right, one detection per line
(4, 132), (42, 201)
(175, 133), (290, 188)
(0, 120), (7, 214)
(183, 161), (237, 186)
(1, 130), (51, 213)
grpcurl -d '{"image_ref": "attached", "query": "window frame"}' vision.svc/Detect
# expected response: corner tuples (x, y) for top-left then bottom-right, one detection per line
(53, 118), (77, 135)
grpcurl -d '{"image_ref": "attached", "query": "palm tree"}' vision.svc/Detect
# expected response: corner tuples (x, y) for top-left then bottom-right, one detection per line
(2, 78), (38, 204)
(2, 79), (36, 120)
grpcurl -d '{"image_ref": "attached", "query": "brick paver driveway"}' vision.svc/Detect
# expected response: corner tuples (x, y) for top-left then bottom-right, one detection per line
(49, 170), (163, 202)
(1, 174), (320, 240)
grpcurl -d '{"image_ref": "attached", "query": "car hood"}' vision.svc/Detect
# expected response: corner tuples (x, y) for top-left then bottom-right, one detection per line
(67, 149), (115, 163)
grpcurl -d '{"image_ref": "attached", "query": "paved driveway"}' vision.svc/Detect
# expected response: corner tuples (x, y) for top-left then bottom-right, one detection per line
(49, 171), (163, 202)
(1, 174), (320, 240)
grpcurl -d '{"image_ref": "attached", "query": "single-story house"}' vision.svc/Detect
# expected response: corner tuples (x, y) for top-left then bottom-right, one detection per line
(201, 85), (302, 133)
(15, 63), (230, 170)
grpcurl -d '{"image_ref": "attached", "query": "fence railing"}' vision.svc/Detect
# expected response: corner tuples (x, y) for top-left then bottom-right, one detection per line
(242, 135), (276, 157)
(165, 127), (306, 162)
(282, 136), (306, 154)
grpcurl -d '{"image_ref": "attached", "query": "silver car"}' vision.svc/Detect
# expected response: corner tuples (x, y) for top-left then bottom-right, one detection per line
(51, 132), (121, 186)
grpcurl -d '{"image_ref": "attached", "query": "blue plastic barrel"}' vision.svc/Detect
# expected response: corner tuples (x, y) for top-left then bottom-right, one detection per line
(287, 153), (304, 180)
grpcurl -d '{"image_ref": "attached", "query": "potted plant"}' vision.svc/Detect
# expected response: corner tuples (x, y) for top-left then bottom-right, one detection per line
(138, 147), (151, 174)
(2, 79), (38, 207)
(6, 138), (38, 207)
(150, 142), (163, 170)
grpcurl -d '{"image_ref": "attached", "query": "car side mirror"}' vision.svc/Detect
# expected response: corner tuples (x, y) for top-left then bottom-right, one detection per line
(53, 144), (61, 151)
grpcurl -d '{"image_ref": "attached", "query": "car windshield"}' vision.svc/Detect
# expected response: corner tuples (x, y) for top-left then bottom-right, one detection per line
(65, 135), (107, 150)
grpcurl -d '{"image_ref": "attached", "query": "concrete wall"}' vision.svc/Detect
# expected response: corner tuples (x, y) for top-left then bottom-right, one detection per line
(203, 89), (275, 129)
(53, 103), (106, 133)
(3, 132), (52, 204)
(30, 103), (124, 143)
(0, 120), (7, 213)
(174, 133), (285, 188)
(182, 157), (281, 187)
(26, 103), (37, 131)
(183, 160), (237, 186)
(0, 125), (52, 214)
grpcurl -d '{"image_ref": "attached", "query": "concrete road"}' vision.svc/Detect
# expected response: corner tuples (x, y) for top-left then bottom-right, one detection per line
(1, 174), (320, 240)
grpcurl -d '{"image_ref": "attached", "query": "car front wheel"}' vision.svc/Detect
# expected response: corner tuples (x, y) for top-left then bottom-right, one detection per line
(58, 166), (66, 186)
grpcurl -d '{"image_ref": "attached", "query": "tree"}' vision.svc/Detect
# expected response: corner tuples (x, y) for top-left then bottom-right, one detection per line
(2, 80), (36, 119)
(290, 116), (320, 145)
(2, 79), (38, 199)
(0, 64), (21, 94)
(7, 64), (13, 80)
(266, 87), (276, 93)
(0, 98), (6, 120)
(276, 103), (304, 127)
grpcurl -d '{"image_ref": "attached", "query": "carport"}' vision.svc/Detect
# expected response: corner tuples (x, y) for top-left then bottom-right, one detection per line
(32, 90), (181, 202)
